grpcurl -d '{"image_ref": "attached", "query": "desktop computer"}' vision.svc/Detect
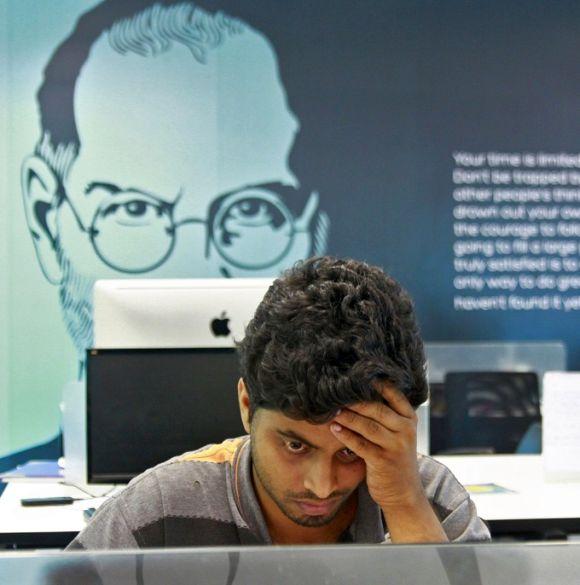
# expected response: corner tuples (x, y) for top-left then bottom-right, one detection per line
(63, 278), (271, 485)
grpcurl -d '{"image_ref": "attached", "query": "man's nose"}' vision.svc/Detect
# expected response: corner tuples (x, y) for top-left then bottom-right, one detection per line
(303, 458), (338, 500)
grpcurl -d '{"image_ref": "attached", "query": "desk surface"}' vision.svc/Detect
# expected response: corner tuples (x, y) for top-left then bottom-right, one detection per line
(3, 454), (580, 547)
(437, 454), (580, 523)
(0, 481), (119, 547)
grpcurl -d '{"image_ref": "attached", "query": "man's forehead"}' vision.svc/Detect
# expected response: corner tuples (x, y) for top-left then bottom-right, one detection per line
(257, 409), (345, 449)
(71, 26), (299, 200)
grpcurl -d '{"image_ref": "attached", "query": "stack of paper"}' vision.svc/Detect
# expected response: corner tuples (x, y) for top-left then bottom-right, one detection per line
(543, 372), (580, 482)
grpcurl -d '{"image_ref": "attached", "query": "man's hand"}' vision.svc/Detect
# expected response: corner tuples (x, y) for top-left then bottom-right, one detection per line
(330, 382), (448, 543)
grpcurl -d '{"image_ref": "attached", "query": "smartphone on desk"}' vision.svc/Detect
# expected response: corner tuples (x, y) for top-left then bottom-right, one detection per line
(20, 496), (76, 506)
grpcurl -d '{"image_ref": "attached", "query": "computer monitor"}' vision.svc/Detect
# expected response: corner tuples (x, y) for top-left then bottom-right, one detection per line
(93, 278), (273, 348)
(429, 372), (541, 455)
(86, 348), (245, 483)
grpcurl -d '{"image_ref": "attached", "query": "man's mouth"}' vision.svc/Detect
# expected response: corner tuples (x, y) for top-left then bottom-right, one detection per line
(294, 499), (339, 516)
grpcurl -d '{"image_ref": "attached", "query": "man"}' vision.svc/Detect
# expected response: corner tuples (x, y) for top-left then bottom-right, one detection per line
(21, 0), (329, 364)
(67, 257), (489, 548)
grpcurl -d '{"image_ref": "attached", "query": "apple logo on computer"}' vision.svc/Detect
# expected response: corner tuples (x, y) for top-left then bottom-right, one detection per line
(211, 312), (231, 337)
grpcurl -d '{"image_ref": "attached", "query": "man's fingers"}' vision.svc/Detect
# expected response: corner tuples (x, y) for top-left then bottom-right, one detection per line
(329, 421), (381, 459)
(373, 381), (416, 419)
(347, 401), (406, 432)
(333, 408), (396, 446)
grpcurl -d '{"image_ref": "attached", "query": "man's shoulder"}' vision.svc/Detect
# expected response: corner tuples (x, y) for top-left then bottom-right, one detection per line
(155, 436), (249, 476)
(108, 436), (249, 524)
(70, 436), (253, 549)
(134, 435), (246, 486)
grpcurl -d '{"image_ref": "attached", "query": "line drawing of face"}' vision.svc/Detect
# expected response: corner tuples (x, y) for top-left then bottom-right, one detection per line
(21, 3), (330, 362)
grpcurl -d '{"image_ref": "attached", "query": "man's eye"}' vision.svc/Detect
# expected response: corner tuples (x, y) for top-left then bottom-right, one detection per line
(338, 448), (360, 463)
(286, 441), (307, 454)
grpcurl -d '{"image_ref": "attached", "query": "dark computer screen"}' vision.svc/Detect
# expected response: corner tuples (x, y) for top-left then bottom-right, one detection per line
(86, 348), (244, 483)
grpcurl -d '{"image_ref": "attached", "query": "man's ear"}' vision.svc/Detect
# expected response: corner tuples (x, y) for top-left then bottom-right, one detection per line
(21, 156), (63, 284)
(237, 378), (251, 434)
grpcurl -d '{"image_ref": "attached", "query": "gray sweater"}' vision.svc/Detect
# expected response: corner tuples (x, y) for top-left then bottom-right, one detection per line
(68, 436), (490, 549)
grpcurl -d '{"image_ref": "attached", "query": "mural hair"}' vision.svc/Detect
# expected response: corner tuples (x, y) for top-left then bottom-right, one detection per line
(34, 0), (244, 179)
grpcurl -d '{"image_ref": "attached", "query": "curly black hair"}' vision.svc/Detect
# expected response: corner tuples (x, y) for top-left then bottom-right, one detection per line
(238, 256), (428, 422)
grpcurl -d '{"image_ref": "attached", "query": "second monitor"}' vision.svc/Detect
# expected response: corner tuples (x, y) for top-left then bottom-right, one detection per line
(87, 348), (244, 484)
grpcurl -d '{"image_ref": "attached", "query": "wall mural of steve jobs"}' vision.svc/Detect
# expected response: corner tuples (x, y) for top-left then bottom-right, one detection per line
(21, 0), (330, 363)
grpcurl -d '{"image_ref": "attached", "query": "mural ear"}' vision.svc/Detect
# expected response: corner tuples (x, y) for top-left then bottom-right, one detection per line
(21, 156), (63, 284)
